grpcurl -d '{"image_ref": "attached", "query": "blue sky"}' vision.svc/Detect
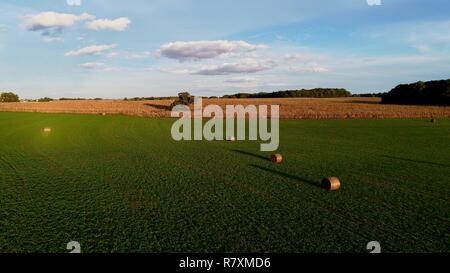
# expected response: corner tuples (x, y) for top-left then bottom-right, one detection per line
(0, 0), (449, 98)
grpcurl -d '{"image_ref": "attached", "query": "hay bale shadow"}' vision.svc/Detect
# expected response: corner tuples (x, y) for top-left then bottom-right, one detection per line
(381, 155), (450, 168)
(250, 164), (322, 189)
(347, 100), (381, 105)
(144, 103), (171, 111)
(233, 150), (269, 161)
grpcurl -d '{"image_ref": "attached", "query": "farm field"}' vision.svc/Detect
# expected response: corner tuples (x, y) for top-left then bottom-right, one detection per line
(0, 112), (449, 253)
(1, 97), (450, 119)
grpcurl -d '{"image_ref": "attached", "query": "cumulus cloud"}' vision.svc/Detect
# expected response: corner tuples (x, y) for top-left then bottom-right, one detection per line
(193, 59), (276, 75)
(65, 44), (116, 56)
(156, 47), (328, 77)
(86, 17), (131, 31)
(23, 12), (95, 32)
(67, 0), (82, 6)
(155, 60), (275, 76)
(157, 40), (267, 62)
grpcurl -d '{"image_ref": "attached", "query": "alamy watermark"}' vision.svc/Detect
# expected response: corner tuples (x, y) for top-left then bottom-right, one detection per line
(367, 0), (382, 6)
(367, 241), (381, 253)
(171, 97), (280, 152)
(67, 241), (81, 253)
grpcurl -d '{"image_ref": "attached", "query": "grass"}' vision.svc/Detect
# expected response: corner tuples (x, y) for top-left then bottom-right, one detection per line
(0, 112), (449, 253)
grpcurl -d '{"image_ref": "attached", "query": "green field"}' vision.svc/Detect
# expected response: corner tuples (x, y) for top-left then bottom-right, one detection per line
(0, 112), (449, 253)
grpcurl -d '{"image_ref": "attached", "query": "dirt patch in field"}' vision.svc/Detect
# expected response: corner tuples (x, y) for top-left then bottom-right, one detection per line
(1, 97), (450, 119)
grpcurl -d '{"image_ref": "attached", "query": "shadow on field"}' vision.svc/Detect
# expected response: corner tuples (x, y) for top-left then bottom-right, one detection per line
(347, 100), (381, 105)
(250, 164), (322, 188)
(144, 103), (171, 111)
(233, 150), (269, 161)
(381, 155), (450, 168)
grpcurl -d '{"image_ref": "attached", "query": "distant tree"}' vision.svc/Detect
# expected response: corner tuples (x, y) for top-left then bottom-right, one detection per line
(38, 97), (53, 102)
(59, 98), (86, 101)
(0, 92), (20, 103)
(170, 92), (195, 110)
(353, 93), (386, 98)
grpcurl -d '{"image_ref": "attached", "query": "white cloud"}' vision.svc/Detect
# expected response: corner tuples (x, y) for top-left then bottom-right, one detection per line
(23, 12), (95, 31)
(65, 44), (116, 56)
(224, 77), (257, 83)
(67, 0), (82, 6)
(108, 51), (152, 59)
(289, 66), (329, 73)
(155, 67), (191, 75)
(154, 59), (275, 76)
(80, 62), (120, 72)
(157, 40), (267, 62)
(42, 37), (65, 43)
(80, 62), (105, 69)
(155, 44), (330, 77)
(282, 53), (320, 64)
(86, 18), (131, 31)
(193, 59), (276, 75)
(102, 67), (121, 72)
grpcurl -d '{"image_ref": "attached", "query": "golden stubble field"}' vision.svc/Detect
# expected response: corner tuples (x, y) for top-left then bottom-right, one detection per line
(1, 97), (450, 119)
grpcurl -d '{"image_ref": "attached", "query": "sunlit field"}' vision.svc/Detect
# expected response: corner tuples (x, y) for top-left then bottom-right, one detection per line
(1, 112), (449, 253)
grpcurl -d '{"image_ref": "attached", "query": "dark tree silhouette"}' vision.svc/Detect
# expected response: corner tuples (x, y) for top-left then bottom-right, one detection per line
(222, 88), (352, 99)
(170, 92), (195, 110)
(0, 92), (20, 103)
(382, 79), (450, 106)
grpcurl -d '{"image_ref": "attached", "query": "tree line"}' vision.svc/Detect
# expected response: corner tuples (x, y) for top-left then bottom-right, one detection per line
(221, 88), (352, 99)
(382, 79), (450, 106)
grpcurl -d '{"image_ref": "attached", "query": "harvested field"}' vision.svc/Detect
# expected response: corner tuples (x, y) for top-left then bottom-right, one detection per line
(1, 97), (450, 119)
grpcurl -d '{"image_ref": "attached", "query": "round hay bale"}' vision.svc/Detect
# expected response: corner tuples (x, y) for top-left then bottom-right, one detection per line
(43, 128), (52, 133)
(270, 154), (283, 163)
(100, 113), (107, 116)
(321, 177), (341, 191)
(227, 136), (236, 141)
